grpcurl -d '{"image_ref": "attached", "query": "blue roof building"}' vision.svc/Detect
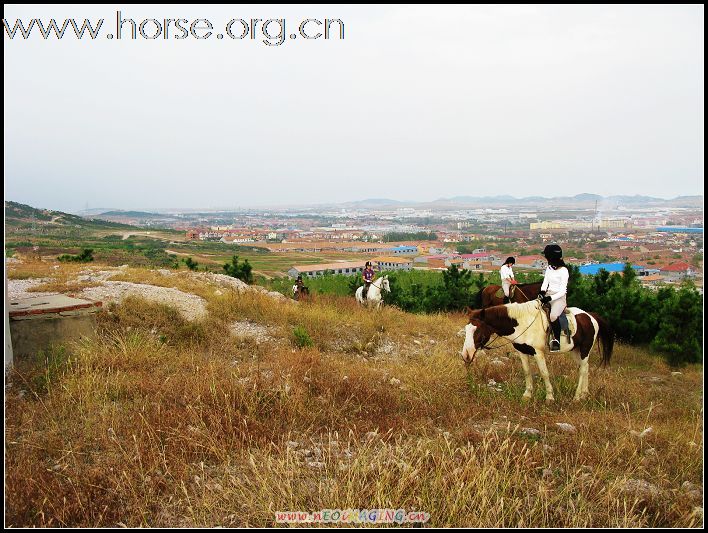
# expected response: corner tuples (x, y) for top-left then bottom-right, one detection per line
(578, 263), (645, 275)
(656, 227), (703, 234)
(388, 245), (419, 255)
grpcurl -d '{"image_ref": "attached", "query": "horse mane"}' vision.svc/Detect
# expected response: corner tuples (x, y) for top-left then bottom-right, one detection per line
(519, 281), (542, 289)
(505, 299), (542, 321)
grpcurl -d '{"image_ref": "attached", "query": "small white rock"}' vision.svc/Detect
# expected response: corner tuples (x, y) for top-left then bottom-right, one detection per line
(521, 427), (541, 437)
(631, 427), (654, 439)
(555, 422), (577, 434)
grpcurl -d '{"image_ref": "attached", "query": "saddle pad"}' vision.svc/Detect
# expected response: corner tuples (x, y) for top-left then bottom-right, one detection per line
(562, 308), (579, 337)
(494, 286), (515, 299)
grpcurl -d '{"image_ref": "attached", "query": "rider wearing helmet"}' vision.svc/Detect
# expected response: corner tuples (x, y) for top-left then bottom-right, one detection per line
(500, 257), (517, 304)
(539, 244), (568, 352)
(362, 261), (375, 299)
(292, 274), (304, 298)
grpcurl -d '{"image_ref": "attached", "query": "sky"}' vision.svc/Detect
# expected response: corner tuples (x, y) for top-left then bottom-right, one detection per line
(4, 4), (705, 212)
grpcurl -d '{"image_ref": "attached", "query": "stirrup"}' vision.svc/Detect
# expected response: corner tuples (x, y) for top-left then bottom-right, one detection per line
(549, 339), (560, 352)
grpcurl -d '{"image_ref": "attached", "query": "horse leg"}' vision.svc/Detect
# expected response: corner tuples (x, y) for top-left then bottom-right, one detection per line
(572, 351), (584, 401)
(518, 353), (534, 400)
(534, 352), (555, 402)
(578, 357), (590, 400)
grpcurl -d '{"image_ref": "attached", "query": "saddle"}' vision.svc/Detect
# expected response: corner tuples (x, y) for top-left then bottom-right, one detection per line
(495, 285), (516, 300)
(542, 304), (575, 342)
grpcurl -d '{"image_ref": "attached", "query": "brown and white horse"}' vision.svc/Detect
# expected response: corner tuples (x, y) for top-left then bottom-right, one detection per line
(480, 281), (543, 308)
(461, 299), (613, 402)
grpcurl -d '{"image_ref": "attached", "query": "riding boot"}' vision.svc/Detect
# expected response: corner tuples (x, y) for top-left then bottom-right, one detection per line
(503, 296), (510, 304)
(550, 319), (561, 352)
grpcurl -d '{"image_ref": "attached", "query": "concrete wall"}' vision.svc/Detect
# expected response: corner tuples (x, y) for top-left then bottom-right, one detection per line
(5, 293), (12, 372)
(9, 314), (98, 360)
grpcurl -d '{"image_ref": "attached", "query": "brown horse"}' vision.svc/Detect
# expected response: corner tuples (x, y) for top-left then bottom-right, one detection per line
(481, 281), (543, 308)
(294, 286), (310, 301)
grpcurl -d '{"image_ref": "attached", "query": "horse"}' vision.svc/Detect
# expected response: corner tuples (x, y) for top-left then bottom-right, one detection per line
(355, 276), (390, 309)
(480, 281), (543, 308)
(461, 299), (613, 402)
(293, 285), (310, 301)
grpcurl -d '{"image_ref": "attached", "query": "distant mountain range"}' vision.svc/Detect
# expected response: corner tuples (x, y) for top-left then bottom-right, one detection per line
(339, 194), (703, 209)
(10, 193), (703, 219)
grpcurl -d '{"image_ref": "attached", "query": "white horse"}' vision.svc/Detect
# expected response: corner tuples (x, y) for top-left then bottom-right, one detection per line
(461, 299), (613, 402)
(355, 276), (391, 309)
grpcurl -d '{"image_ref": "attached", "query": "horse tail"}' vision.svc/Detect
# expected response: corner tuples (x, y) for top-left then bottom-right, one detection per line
(589, 312), (614, 367)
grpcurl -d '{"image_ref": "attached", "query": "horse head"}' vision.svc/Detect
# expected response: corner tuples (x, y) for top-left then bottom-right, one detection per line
(381, 276), (391, 292)
(461, 309), (493, 365)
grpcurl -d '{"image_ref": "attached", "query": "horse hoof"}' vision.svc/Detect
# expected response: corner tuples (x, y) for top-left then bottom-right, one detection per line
(522, 394), (533, 401)
(545, 397), (555, 403)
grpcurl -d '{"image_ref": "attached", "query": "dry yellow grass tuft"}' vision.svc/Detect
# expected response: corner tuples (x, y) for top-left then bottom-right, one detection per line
(4, 265), (704, 527)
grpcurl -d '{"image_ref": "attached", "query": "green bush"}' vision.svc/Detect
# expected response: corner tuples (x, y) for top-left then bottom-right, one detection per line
(292, 326), (314, 348)
(223, 255), (253, 283)
(57, 248), (94, 263)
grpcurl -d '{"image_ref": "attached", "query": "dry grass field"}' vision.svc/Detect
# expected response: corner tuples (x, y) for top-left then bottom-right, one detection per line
(4, 260), (704, 527)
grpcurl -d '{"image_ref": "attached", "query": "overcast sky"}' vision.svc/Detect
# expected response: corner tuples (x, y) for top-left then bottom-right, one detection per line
(4, 4), (704, 212)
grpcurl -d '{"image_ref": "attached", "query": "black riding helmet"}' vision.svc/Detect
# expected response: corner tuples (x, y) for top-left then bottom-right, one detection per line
(543, 244), (563, 261)
(504, 257), (515, 265)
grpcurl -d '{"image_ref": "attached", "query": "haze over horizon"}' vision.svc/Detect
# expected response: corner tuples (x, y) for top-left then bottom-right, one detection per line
(5, 5), (704, 212)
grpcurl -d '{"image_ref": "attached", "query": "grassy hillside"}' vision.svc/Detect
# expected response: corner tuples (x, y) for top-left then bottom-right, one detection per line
(4, 260), (704, 527)
(5, 201), (136, 230)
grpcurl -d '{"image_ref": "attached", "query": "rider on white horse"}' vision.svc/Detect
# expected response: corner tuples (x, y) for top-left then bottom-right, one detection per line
(362, 261), (376, 299)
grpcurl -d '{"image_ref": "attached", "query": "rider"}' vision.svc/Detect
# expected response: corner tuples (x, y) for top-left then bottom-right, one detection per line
(362, 261), (375, 299)
(539, 244), (568, 352)
(292, 274), (304, 298)
(500, 257), (517, 304)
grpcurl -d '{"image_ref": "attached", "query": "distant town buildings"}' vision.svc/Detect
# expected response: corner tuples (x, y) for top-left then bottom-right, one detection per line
(288, 261), (366, 278)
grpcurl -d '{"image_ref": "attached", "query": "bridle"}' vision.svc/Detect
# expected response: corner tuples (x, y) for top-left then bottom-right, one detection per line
(369, 278), (388, 291)
(479, 298), (545, 350)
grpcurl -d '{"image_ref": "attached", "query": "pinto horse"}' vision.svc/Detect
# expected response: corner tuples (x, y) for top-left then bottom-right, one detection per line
(480, 281), (543, 308)
(461, 299), (613, 402)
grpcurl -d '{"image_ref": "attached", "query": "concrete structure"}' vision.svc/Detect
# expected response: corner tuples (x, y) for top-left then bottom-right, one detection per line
(8, 295), (102, 360)
(5, 289), (12, 372)
(373, 256), (413, 271)
(288, 261), (366, 278)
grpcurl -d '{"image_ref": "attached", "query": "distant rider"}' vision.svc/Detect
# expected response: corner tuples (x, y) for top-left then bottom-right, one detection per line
(292, 275), (304, 299)
(500, 257), (517, 304)
(539, 244), (568, 352)
(362, 261), (375, 299)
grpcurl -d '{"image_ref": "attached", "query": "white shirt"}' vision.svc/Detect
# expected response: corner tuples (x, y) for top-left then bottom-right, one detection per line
(500, 264), (514, 281)
(541, 266), (569, 301)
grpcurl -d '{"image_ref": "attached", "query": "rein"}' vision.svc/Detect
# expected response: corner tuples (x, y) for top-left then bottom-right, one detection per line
(514, 285), (530, 301)
(369, 278), (388, 291)
(481, 299), (545, 350)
